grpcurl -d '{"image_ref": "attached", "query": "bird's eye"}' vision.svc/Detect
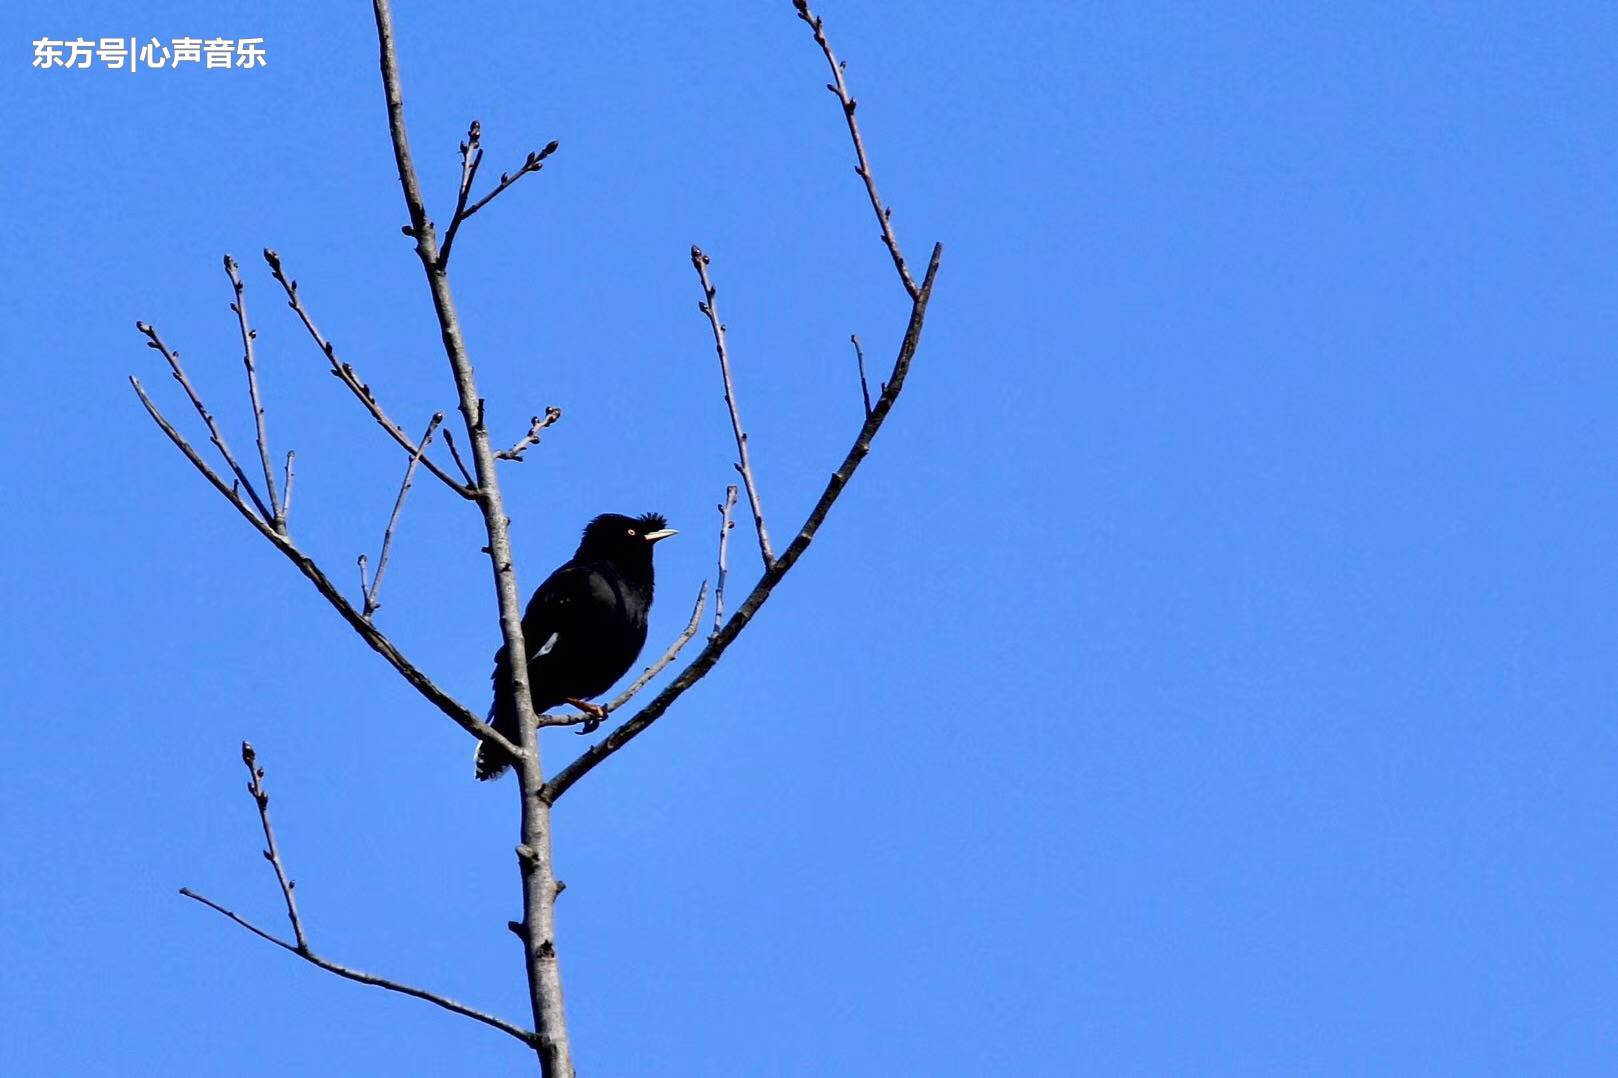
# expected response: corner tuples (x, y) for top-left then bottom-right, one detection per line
(626, 528), (637, 537)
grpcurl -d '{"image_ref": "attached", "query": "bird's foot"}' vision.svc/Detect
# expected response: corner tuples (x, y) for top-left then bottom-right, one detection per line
(565, 698), (609, 735)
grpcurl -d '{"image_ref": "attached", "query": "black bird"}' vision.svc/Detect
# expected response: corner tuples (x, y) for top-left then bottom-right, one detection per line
(476, 512), (677, 780)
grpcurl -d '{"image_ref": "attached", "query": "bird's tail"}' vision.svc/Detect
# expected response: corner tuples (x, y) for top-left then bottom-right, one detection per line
(476, 684), (520, 780)
(478, 649), (521, 781)
(474, 737), (516, 781)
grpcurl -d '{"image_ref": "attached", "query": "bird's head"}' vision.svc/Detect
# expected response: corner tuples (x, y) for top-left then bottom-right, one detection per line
(575, 512), (677, 565)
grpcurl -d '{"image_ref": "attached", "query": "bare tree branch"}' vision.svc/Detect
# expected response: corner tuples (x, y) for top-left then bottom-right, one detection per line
(441, 428), (477, 487)
(690, 246), (774, 568)
(261, 248), (475, 500)
(608, 581), (708, 712)
(437, 120), (486, 269)
(238, 741), (307, 950)
(129, 375), (520, 758)
(496, 407), (563, 462)
(224, 255), (286, 531)
(793, 0), (919, 299)
(439, 118), (558, 268)
(543, 243), (943, 803)
(179, 743), (538, 1048)
(541, 4), (943, 801)
(850, 333), (873, 418)
(369, 3), (570, 1071)
(364, 413), (443, 618)
(461, 146), (559, 240)
(281, 450), (297, 527)
(180, 889), (539, 1046)
(713, 485), (737, 640)
(136, 321), (275, 524)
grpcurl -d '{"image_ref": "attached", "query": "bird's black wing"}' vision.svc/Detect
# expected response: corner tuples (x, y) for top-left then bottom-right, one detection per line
(478, 563), (597, 780)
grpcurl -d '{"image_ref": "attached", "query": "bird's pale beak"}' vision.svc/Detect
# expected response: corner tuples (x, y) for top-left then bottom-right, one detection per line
(643, 528), (678, 543)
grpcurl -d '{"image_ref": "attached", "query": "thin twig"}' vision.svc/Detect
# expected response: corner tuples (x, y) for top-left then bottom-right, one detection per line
(439, 120), (558, 267)
(179, 742), (537, 1047)
(496, 407), (563, 462)
(130, 375), (520, 759)
(261, 248), (474, 499)
(365, 412), (443, 618)
(281, 450), (296, 527)
(137, 321), (275, 524)
(850, 333), (873, 418)
(441, 428), (477, 487)
(690, 246), (774, 568)
(224, 255), (285, 531)
(609, 581), (708, 712)
(179, 889), (538, 1046)
(543, 243), (943, 803)
(713, 485), (737, 639)
(238, 741), (307, 951)
(456, 143), (559, 232)
(437, 120), (486, 268)
(793, 0), (918, 299)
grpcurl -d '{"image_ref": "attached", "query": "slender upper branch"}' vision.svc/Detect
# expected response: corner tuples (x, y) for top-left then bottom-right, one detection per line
(497, 407), (563, 462)
(261, 248), (475, 499)
(137, 321), (275, 523)
(543, 244), (943, 802)
(179, 742), (537, 1047)
(364, 412), (443, 618)
(850, 333), (873, 418)
(238, 741), (307, 951)
(793, 0), (919, 299)
(130, 375), (519, 757)
(281, 450), (297, 526)
(713, 485), (737, 640)
(224, 255), (285, 531)
(691, 246), (774, 568)
(439, 119), (558, 269)
(608, 581), (708, 712)
(461, 142), (558, 220)
(437, 120), (486, 269)
(441, 429), (477, 486)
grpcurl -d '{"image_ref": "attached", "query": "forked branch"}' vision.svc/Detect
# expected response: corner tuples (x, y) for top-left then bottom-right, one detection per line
(439, 118), (559, 268)
(180, 743), (537, 1047)
(545, 246), (941, 801)
(542, 3), (943, 802)
(130, 371), (518, 758)
(137, 321), (275, 524)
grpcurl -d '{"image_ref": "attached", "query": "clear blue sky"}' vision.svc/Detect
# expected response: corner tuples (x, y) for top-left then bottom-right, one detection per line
(5, 2), (1617, 1074)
